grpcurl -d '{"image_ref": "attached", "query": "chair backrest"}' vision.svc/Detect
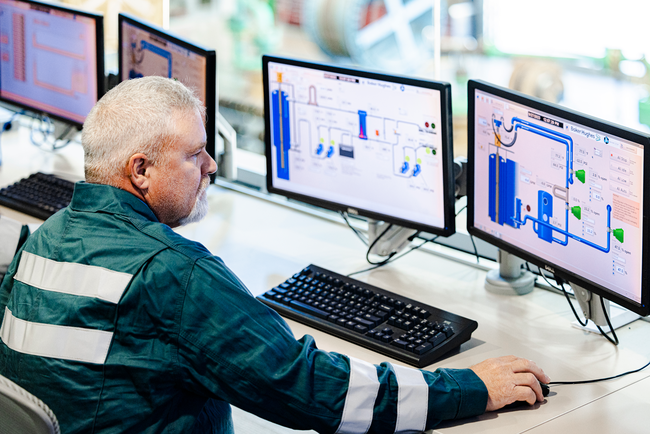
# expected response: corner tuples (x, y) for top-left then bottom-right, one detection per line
(0, 374), (60, 434)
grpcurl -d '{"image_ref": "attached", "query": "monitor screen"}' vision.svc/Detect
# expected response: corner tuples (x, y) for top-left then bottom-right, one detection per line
(118, 13), (217, 162)
(467, 79), (650, 315)
(0, 0), (104, 127)
(263, 56), (456, 236)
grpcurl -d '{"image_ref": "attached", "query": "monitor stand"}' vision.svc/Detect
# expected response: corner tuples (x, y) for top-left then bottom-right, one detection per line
(367, 219), (417, 257)
(571, 283), (639, 330)
(51, 119), (78, 142)
(485, 249), (535, 295)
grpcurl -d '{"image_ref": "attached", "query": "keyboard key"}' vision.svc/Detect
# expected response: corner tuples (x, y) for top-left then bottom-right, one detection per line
(414, 343), (433, 355)
(429, 332), (446, 347)
(289, 300), (329, 319)
(352, 317), (375, 328)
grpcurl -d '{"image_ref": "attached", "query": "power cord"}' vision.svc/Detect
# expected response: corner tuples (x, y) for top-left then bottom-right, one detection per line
(547, 272), (618, 345)
(549, 359), (650, 387)
(339, 211), (368, 246)
(365, 223), (398, 266)
(348, 235), (438, 277)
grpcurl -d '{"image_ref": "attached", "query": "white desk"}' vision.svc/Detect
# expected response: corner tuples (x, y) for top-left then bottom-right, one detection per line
(2, 125), (650, 434)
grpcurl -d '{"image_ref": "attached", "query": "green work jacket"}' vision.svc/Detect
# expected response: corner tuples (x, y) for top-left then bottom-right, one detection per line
(0, 182), (487, 433)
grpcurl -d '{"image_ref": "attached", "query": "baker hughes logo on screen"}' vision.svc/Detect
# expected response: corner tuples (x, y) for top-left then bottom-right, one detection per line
(569, 125), (601, 142)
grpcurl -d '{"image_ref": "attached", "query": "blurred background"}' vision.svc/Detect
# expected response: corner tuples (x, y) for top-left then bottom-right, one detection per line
(64, 0), (650, 181)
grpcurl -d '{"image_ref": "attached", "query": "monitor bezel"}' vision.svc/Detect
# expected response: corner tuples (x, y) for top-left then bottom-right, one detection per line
(0, 0), (105, 129)
(467, 79), (650, 316)
(262, 55), (456, 237)
(118, 12), (217, 166)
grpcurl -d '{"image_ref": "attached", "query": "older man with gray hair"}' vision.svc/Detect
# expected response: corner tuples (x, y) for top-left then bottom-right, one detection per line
(0, 76), (549, 434)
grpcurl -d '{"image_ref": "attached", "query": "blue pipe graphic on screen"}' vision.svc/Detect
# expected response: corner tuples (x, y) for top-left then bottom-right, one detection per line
(489, 114), (616, 253)
(514, 202), (612, 253)
(272, 89), (291, 180)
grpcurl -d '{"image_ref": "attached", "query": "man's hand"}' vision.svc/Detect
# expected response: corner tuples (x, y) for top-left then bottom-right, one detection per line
(470, 355), (550, 411)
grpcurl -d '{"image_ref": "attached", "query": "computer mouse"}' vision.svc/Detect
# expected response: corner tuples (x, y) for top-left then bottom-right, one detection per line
(540, 382), (550, 397)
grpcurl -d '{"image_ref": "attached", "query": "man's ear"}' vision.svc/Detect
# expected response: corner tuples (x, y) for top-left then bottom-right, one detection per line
(127, 153), (153, 191)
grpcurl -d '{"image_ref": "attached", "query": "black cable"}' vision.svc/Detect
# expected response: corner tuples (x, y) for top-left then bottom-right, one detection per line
(365, 223), (397, 266)
(596, 295), (619, 345)
(559, 281), (589, 327)
(455, 204), (467, 217)
(549, 359), (650, 386)
(348, 235), (437, 277)
(339, 211), (368, 246)
(547, 273), (618, 344)
(469, 234), (479, 264)
(347, 262), (385, 278)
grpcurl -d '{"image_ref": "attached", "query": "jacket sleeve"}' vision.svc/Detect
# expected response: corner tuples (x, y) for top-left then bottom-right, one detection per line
(176, 257), (488, 434)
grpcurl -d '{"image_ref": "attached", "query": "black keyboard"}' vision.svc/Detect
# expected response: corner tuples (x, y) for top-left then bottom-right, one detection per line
(257, 264), (478, 368)
(0, 172), (75, 220)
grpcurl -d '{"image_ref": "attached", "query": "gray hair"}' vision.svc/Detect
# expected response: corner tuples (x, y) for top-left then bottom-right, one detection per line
(81, 76), (206, 185)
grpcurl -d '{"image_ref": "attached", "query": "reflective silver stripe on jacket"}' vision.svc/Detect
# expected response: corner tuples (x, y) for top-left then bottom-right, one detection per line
(14, 251), (132, 303)
(336, 358), (430, 434)
(392, 364), (429, 433)
(336, 356), (380, 434)
(0, 216), (22, 274)
(1, 252), (133, 364)
(0, 307), (113, 364)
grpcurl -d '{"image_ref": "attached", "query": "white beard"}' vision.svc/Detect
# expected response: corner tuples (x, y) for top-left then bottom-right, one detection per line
(178, 177), (210, 226)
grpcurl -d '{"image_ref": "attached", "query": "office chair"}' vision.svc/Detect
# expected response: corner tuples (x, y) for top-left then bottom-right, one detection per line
(0, 374), (60, 434)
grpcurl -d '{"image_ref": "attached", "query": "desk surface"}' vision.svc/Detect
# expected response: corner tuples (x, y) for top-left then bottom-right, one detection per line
(2, 125), (650, 434)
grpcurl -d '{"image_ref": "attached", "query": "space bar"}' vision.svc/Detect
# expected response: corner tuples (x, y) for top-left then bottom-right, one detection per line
(288, 300), (329, 319)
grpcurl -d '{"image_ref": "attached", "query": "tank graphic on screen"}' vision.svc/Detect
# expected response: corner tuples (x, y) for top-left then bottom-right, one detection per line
(268, 71), (437, 182)
(487, 114), (623, 255)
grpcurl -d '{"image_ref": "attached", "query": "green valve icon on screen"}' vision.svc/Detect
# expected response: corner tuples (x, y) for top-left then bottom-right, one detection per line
(571, 206), (581, 220)
(613, 228), (624, 244)
(575, 169), (586, 184)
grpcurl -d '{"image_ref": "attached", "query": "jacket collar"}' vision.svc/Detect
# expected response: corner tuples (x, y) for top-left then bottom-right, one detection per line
(69, 182), (159, 223)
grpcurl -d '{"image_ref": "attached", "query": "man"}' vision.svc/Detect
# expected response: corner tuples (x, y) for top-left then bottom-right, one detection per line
(0, 77), (549, 433)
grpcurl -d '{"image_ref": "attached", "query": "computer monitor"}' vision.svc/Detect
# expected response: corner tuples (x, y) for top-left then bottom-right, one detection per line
(263, 55), (456, 254)
(0, 0), (104, 128)
(118, 12), (217, 164)
(467, 79), (650, 318)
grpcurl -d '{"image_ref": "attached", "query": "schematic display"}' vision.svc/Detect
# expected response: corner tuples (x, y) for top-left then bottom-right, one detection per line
(120, 20), (207, 107)
(267, 62), (447, 229)
(473, 90), (645, 304)
(0, 0), (98, 123)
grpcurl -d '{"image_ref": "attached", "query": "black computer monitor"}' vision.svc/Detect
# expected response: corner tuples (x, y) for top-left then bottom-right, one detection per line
(0, 0), (104, 128)
(467, 79), (650, 317)
(262, 55), (456, 242)
(118, 12), (217, 164)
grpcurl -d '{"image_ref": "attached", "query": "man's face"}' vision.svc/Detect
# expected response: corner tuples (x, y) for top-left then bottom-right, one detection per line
(146, 109), (217, 227)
